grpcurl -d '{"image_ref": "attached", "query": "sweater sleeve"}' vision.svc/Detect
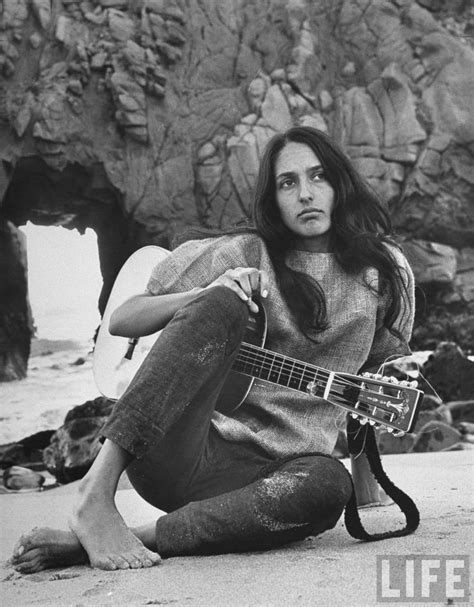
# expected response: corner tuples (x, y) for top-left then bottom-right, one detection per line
(146, 234), (262, 295)
(360, 246), (415, 372)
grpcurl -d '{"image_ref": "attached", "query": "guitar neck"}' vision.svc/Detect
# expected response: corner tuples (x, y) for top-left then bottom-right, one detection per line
(234, 342), (335, 399)
(232, 341), (422, 434)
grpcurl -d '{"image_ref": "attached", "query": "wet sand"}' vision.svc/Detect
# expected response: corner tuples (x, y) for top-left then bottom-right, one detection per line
(1, 450), (472, 606)
(0, 339), (98, 445)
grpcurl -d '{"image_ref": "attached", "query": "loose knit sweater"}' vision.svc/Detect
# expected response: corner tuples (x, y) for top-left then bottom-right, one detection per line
(146, 233), (415, 458)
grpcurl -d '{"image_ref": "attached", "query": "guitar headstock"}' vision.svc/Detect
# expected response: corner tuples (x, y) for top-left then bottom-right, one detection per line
(329, 372), (423, 434)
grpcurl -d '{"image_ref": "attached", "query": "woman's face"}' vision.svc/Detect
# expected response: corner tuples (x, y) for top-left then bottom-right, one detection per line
(274, 142), (335, 252)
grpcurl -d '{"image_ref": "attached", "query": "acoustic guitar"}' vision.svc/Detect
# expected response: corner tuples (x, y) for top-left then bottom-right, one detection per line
(93, 246), (423, 435)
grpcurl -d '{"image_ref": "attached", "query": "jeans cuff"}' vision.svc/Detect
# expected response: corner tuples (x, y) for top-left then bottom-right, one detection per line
(101, 406), (165, 459)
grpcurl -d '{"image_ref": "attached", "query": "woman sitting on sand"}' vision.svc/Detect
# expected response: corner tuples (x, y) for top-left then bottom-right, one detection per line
(12, 126), (414, 573)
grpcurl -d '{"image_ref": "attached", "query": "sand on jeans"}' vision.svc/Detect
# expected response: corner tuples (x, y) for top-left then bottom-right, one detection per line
(1, 450), (472, 607)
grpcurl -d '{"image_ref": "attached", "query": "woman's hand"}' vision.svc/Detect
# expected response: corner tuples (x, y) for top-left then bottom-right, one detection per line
(205, 267), (269, 313)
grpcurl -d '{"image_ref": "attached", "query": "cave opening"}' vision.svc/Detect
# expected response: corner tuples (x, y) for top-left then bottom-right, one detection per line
(21, 222), (102, 347)
(1, 156), (134, 382)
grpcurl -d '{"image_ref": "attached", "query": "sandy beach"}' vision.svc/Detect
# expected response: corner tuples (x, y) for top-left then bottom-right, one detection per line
(0, 321), (472, 605)
(0, 338), (98, 446)
(1, 450), (472, 606)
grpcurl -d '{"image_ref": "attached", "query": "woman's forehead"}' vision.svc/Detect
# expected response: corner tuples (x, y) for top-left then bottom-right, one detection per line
(275, 142), (321, 175)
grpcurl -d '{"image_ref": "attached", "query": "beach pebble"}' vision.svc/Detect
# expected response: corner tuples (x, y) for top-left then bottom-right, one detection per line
(3, 466), (45, 491)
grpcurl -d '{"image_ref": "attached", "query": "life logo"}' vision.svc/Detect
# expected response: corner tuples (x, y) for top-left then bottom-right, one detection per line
(376, 555), (470, 602)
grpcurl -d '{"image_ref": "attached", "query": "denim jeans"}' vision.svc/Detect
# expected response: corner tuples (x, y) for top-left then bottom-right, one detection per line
(102, 286), (352, 556)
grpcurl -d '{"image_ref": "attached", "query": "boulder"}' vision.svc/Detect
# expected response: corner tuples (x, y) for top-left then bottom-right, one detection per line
(411, 421), (463, 453)
(377, 429), (417, 455)
(43, 417), (105, 484)
(0, 429), (55, 469)
(421, 342), (474, 402)
(447, 400), (474, 425)
(3, 466), (45, 491)
(0, 220), (33, 380)
(43, 396), (114, 483)
(403, 240), (457, 285)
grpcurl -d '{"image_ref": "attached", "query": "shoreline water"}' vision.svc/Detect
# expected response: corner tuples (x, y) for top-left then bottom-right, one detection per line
(0, 337), (99, 445)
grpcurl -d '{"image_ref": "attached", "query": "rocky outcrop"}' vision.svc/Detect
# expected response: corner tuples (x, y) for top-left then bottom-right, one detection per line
(42, 396), (114, 483)
(377, 345), (474, 455)
(0, 219), (33, 380)
(403, 240), (474, 350)
(3, 466), (45, 491)
(1, 0), (473, 377)
(421, 341), (474, 402)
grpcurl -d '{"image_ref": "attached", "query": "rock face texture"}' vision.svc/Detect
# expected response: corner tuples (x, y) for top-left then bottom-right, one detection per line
(42, 396), (114, 483)
(1, 0), (473, 377)
(0, 219), (32, 380)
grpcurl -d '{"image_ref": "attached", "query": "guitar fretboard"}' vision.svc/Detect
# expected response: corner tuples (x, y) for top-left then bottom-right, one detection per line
(233, 342), (350, 399)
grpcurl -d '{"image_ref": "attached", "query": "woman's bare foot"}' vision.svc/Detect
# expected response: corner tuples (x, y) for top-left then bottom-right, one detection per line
(11, 527), (87, 573)
(69, 478), (161, 571)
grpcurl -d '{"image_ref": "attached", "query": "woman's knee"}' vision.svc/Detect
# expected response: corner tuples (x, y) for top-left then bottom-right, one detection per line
(195, 285), (248, 319)
(182, 286), (249, 345)
(301, 456), (352, 509)
(260, 455), (353, 522)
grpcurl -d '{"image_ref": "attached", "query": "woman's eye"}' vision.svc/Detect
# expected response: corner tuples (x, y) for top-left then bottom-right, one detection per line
(279, 179), (294, 189)
(311, 171), (325, 181)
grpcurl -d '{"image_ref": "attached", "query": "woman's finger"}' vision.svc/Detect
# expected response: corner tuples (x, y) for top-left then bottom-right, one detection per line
(259, 269), (270, 298)
(236, 272), (254, 298)
(248, 270), (261, 293)
(220, 276), (250, 302)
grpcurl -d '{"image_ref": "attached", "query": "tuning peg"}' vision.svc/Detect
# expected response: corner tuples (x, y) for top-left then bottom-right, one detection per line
(350, 413), (358, 419)
(389, 376), (400, 384)
(409, 380), (418, 388)
(386, 427), (394, 433)
(369, 420), (376, 425)
(393, 430), (405, 437)
(359, 417), (368, 425)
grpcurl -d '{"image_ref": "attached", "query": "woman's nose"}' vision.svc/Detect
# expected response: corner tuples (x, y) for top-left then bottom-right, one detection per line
(298, 179), (313, 202)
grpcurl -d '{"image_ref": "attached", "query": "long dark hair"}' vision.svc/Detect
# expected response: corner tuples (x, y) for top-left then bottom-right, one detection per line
(177, 126), (410, 340)
(253, 126), (410, 339)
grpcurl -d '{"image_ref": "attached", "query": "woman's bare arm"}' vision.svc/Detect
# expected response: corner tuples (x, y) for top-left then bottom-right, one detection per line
(109, 266), (269, 338)
(109, 289), (203, 338)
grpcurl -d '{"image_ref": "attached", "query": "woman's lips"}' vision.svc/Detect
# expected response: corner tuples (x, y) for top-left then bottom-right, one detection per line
(298, 209), (323, 219)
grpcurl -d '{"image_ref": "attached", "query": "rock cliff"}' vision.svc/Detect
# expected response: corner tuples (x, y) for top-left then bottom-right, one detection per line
(1, 0), (473, 378)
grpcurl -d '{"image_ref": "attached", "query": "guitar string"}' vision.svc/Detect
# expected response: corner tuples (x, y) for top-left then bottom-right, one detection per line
(237, 344), (344, 382)
(236, 344), (369, 392)
(234, 345), (407, 418)
(233, 346), (412, 429)
(236, 344), (409, 397)
(235, 354), (371, 395)
(234, 350), (403, 426)
(234, 350), (398, 425)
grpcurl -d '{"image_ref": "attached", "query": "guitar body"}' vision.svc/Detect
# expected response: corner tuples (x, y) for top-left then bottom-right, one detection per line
(215, 304), (267, 414)
(93, 246), (169, 400)
(94, 245), (265, 412)
(94, 246), (423, 434)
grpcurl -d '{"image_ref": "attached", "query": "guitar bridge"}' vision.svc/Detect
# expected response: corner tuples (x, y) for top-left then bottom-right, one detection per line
(124, 337), (138, 360)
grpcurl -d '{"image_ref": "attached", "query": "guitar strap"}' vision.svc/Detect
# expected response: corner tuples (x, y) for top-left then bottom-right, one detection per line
(344, 421), (420, 540)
